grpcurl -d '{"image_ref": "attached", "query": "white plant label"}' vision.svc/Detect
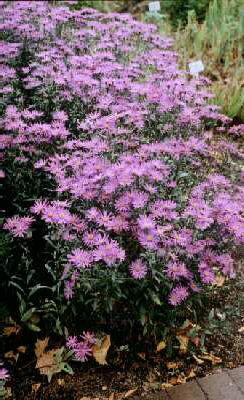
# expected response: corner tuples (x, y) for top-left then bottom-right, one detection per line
(148, 1), (161, 13)
(189, 60), (204, 77)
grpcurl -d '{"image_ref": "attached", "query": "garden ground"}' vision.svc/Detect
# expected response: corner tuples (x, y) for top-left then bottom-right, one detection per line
(5, 278), (244, 399)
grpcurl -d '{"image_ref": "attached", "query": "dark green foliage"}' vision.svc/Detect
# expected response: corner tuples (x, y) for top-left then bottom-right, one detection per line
(161, 0), (211, 27)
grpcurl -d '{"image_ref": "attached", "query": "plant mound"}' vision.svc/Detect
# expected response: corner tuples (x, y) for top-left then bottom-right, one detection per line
(1, 1), (243, 339)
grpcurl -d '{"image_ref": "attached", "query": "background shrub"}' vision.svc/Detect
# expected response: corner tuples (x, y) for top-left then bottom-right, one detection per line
(161, 0), (210, 27)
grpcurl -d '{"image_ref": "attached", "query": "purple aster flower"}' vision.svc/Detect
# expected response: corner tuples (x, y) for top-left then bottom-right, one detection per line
(130, 191), (149, 208)
(171, 229), (193, 247)
(52, 110), (68, 122)
(0, 367), (9, 380)
(157, 224), (173, 237)
(115, 193), (132, 213)
(195, 212), (214, 230)
(97, 211), (114, 228)
(129, 259), (148, 279)
(64, 279), (75, 300)
(66, 336), (78, 350)
(166, 261), (192, 281)
(150, 200), (178, 220)
(67, 249), (94, 269)
(66, 335), (93, 362)
(83, 230), (106, 247)
(82, 331), (96, 344)
(30, 199), (49, 215)
(62, 230), (77, 241)
(168, 286), (189, 306)
(189, 281), (202, 293)
(73, 341), (92, 362)
(41, 205), (74, 225)
(3, 216), (34, 237)
(143, 183), (157, 194)
(137, 215), (155, 231)
(85, 207), (101, 222)
(106, 216), (129, 233)
(216, 254), (236, 278)
(137, 229), (159, 251)
(93, 239), (125, 266)
(198, 262), (215, 284)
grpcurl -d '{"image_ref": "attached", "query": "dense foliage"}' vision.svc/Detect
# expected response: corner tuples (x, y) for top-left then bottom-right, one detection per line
(1, 1), (243, 348)
(161, 0), (210, 27)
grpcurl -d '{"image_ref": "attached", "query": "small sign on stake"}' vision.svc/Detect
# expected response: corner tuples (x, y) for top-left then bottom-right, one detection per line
(188, 60), (204, 77)
(148, 1), (161, 13)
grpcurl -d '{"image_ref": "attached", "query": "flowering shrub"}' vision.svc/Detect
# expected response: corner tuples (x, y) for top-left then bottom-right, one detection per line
(1, 1), (243, 339)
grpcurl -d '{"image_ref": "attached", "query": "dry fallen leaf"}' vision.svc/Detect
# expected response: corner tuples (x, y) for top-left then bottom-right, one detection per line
(3, 325), (21, 336)
(124, 388), (138, 398)
(187, 369), (196, 379)
(4, 345), (26, 363)
(228, 361), (235, 368)
(35, 337), (49, 358)
(108, 393), (115, 400)
(168, 375), (187, 385)
(166, 361), (182, 369)
(79, 397), (94, 400)
(176, 334), (189, 353)
(4, 387), (12, 399)
(156, 340), (166, 352)
(214, 275), (225, 287)
(161, 382), (173, 389)
(238, 326), (244, 333)
(168, 377), (179, 385)
(31, 383), (41, 394)
(199, 353), (222, 365)
(193, 354), (204, 364)
(17, 346), (27, 354)
(36, 348), (59, 376)
(137, 352), (146, 360)
(35, 338), (65, 381)
(178, 319), (193, 333)
(92, 335), (111, 365)
(4, 350), (19, 363)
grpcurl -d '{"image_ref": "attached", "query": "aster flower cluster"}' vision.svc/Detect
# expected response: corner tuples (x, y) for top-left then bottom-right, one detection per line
(3, 216), (34, 237)
(1, 0), (243, 321)
(66, 331), (96, 362)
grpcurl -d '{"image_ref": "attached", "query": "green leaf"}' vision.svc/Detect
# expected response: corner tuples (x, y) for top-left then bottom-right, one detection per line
(151, 293), (161, 305)
(21, 307), (36, 322)
(62, 363), (74, 375)
(139, 307), (147, 326)
(26, 322), (41, 332)
(29, 285), (52, 298)
(9, 281), (25, 295)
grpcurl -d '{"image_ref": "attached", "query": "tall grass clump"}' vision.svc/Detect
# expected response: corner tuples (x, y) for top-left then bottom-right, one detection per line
(173, 0), (244, 121)
(161, 0), (210, 27)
